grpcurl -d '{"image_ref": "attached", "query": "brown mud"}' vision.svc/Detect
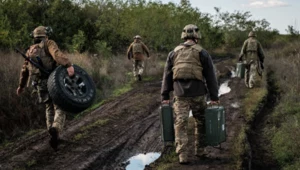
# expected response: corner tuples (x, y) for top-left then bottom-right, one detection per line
(146, 59), (249, 170)
(0, 58), (277, 170)
(0, 81), (163, 170)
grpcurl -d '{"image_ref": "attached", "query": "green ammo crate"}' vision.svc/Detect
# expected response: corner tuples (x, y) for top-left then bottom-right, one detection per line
(160, 104), (175, 142)
(236, 62), (246, 78)
(205, 106), (226, 146)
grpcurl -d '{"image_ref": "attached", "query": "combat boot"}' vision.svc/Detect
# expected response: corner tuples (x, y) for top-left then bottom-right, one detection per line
(179, 152), (189, 164)
(138, 74), (142, 81)
(49, 127), (59, 150)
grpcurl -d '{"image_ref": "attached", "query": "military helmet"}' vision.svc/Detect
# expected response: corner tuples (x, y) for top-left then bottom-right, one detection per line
(31, 26), (53, 38)
(181, 24), (201, 40)
(248, 31), (256, 37)
(134, 35), (142, 39)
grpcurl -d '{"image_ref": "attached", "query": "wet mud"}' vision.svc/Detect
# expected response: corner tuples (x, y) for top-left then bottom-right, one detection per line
(0, 58), (278, 170)
(0, 81), (163, 170)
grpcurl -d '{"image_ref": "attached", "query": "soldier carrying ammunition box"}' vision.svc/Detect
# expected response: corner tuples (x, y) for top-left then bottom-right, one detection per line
(161, 24), (219, 164)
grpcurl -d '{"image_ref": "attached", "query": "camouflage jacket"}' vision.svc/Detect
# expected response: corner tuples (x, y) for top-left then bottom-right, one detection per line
(18, 39), (72, 88)
(161, 42), (219, 101)
(240, 37), (265, 63)
(127, 41), (150, 60)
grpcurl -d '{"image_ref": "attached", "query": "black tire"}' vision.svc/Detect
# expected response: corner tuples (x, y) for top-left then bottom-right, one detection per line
(47, 65), (96, 113)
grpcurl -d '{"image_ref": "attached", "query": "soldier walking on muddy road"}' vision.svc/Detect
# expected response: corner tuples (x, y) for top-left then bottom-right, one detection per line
(239, 31), (265, 88)
(16, 26), (74, 150)
(161, 24), (219, 164)
(127, 35), (150, 81)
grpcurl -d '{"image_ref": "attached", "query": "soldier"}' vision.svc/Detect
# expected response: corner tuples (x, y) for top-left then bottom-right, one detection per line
(161, 24), (219, 164)
(239, 31), (265, 88)
(16, 26), (74, 150)
(126, 35), (150, 81)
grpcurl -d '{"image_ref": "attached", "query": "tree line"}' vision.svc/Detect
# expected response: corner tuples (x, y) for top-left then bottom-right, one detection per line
(0, 0), (282, 55)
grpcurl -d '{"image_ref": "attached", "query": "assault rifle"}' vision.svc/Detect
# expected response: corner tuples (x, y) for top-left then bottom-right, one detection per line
(15, 48), (50, 76)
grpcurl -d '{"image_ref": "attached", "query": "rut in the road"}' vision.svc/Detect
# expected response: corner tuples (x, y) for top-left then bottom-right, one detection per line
(0, 81), (163, 170)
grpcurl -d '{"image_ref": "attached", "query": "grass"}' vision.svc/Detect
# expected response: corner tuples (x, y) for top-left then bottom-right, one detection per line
(230, 78), (267, 169)
(243, 87), (267, 122)
(73, 119), (109, 141)
(112, 81), (133, 97)
(149, 147), (178, 170)
(232, 125), (248, 169)
(26, 159), (37, 167)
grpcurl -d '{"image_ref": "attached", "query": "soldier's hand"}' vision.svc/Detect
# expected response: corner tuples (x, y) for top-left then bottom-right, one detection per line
(210, 100), (220, 105)
(67, 65), (75, 77)
(162, 100), (170, 104)
(16, 87), (24, 96)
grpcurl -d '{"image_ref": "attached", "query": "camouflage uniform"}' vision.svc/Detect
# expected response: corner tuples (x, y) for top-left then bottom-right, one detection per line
(18, 26), (72, 135)
(161, 24), (219, 164)
(239, 31), (265, 88)
(127, 35), (150, 80)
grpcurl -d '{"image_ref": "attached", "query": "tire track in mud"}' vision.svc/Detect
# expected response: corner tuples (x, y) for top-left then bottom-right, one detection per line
(0, 81), (163, 170)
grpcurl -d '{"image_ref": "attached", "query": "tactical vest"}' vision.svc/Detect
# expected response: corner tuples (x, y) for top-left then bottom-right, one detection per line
(246, 38), (258, 52)
(27, 40), (56, 81)
(172, 44), (203, 80)
(132, 42), (143, 53)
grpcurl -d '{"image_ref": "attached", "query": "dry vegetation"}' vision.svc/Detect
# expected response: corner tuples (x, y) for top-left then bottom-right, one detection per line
(263, 40), (300, 169)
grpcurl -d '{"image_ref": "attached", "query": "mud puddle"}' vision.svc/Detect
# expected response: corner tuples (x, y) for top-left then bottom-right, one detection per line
(125, 152), (161, 170)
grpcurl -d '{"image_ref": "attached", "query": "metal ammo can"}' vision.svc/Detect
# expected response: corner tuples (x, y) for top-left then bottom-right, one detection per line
(236, 62), (246, 78)
(160, 104), (175, 142)
(205, 105), (226, 146)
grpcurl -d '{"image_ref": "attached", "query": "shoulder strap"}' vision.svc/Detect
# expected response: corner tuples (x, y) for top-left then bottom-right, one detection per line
(191, 44), (203, 52)
(174, 45), (185, 52)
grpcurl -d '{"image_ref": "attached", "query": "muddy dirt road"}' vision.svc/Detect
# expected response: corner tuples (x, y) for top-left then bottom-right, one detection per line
(0, 81), (163, 170)
(0, 58), (266, 170)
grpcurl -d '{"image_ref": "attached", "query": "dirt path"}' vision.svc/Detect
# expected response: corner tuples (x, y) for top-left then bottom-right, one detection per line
(146, 73), (249, 169)
(0, 81), (163, 170)
(0, 58), (272, 170)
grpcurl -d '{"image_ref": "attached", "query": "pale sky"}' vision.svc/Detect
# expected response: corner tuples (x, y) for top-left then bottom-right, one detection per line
(157, 0), (300, 34)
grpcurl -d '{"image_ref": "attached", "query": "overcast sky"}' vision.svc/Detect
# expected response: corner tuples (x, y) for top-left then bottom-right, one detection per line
(157, 0), (300, 34)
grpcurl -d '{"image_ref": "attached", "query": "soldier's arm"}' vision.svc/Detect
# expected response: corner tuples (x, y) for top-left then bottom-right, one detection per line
(239, 40), (248, 59)
(18, 60), (29, 88)
(200, 50), (219, 101)
(257, 41), (265, 63)
(46, 40), (72, 67)
(142, 43), (150, 57)
(161, 51), (174, 101)
(127, 43), (133, 55)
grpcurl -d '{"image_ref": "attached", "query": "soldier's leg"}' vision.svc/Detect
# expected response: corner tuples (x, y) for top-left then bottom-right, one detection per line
(191, 96), (207, 156)
(45, 101), (55, 130)
(173, 97), (190, 163)
(244, 64), (250, 88)
(137, 60), (144, 75)
(52, 104), (67, 134)
(249, 62), (258, 88)
(133, 60), (138, 78)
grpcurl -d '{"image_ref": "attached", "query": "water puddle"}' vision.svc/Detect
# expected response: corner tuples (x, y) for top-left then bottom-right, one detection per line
(231, 102), (240, 108)
(231, 69), (237, 78)
(219, 80), (231, 96)
(189, 110), (193, 117)
(125, 152), (161, 170)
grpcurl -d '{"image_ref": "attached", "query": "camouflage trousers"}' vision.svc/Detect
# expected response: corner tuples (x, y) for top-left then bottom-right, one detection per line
(245, 61), (258, 88)
(132, 60), (144, 77)
(173, 96), (207, 157)
(45, 101), (66, 133)
(37, 79), (66, 133)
